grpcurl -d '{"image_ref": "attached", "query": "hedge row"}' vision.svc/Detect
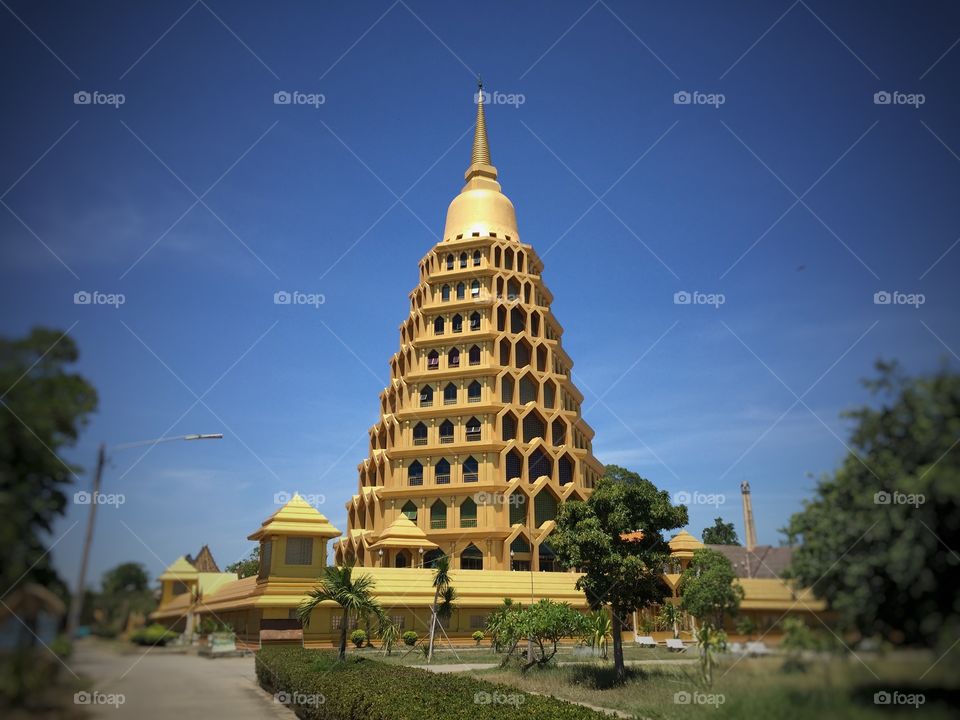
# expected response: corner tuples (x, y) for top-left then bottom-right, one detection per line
(255, 646), (607, 720)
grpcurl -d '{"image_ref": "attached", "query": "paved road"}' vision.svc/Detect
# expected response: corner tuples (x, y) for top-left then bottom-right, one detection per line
(72, 640), (293, 720)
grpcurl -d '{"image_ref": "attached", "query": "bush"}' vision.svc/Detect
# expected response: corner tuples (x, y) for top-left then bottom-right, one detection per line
(472, 630), (484, 645)
(402, 630), (418, 646)
(129, 623), (179, 646)
(350, 629), (367, 648)
(256, 646), (607, 719)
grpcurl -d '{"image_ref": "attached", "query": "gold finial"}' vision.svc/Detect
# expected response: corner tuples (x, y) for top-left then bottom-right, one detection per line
(471, 77), (491, 167)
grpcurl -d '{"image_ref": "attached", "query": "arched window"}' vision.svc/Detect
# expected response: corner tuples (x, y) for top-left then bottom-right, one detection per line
(531, 313), (540, 336)
(472, 249), (481, 266)
(501, 412), (517, 441)
(460, 544), (483, 570)
(467, 380), (481, 402)
(427, 351), (439, 370)
(507, 279), (520, 300)
(523, 412), (545, 442)
(424, 549), (444, 568)
(441, 284), (450, 301)
(420, 385), (434, 406)
(408, 461), (423, 486)
(413, 422), (428, 445)
(497, 306), (506, 332)
(448, 347), (460, 367)
(430, 499), (448, 529)
(463, 456), (479, 483)
(539, 542), (558, 572)
(511, 307), (525, 333)
(443, 382), (457, 405)
(459, 252), (468, 268)
(505, 449), (523, 481)
(499, 338), (511, 366)
(434, 316), (445, 335)
(508, 493), (526, 525)
(395, 550), (410, 568)
(537, 345), (547, 372)
(456, 282), (465, 300)
(515, 341), (531, 368)
(543, 381), (555, 408)
(519, 375), (537, 404)
(435, 459), (451, 485)
(494, 246), (502, 266)
(446, 254), (454, 270)
(471, 280), (481, 298)
(452, 314), (463, 333)
(535, 492), (558, 526)
(501, 375), (514, 403)
(517, 252), (525, 273)
(528, 448), (552, 481)
(468, 345), (481, 365)
(402, 500), (418, 521)
(466, 417), (481, 441)
(460, 497), (478, 526)
(439, 420), (454, 443)
(505, 249), (514, 270)
(558, 455), (574, 485)
(552, 418), (566, 446)
(470, 312), (481, 331)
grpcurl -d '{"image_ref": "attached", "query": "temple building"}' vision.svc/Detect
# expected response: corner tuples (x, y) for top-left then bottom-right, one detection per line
(151, 88), (826, 647)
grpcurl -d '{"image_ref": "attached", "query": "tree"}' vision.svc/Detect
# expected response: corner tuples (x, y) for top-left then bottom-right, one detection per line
(701, 517), (739, 545)
(225, 546), (260, 578)
(679, 548), (744, 630)
(657, 602), (682, 639)
(486, 597), (521, 652)
(297, 565), (382, 661)
(0, 328), (98, 599)
(552, 464), (688, 683)
(426, 555), (454, 662)
(585, 608), (611, 658)
(95, 563), (154, 634)
(783, 362), (960, 649)
(496, 600), (590, 670)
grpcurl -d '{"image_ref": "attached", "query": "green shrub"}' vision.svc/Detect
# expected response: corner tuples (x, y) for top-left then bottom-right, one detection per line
(402, 630), (418, 646)
(129, 623), (179, 647)
(256, 646), (606, 719)
(472, 630), (485, 645)
(350, 629), (367, 648)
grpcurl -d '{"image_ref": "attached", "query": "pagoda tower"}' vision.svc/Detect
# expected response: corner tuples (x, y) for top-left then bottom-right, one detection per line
(334, 84), (605, 573)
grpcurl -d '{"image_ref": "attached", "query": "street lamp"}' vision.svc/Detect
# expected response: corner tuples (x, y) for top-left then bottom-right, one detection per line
(66, 432), (223, 638)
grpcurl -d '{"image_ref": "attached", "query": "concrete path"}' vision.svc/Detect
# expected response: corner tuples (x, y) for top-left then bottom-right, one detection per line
(72, 640), (293, 720)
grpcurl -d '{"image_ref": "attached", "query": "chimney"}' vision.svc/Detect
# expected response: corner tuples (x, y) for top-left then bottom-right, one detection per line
(740, 481), (757, 552)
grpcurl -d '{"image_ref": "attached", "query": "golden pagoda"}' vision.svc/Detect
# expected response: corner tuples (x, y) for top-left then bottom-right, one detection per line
(333, 82), (605, 573)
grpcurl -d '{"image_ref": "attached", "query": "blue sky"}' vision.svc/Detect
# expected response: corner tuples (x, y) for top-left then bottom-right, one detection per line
(1, 1), (958, 590)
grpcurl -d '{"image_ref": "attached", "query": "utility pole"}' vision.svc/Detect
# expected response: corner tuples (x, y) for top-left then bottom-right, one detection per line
(66, 443), (105, 640)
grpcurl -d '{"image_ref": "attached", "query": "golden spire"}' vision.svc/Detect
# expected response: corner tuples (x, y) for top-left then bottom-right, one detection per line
(471, 76), (491, 166)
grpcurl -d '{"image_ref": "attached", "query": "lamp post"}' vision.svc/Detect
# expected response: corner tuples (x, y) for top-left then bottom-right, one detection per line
(66, 432), (223, 639)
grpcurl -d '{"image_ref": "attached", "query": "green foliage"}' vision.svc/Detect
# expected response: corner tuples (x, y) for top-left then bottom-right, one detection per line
(584, 609), (611, 658)
(255, 646), (607, 719)
(783, 362), (960, 649)
(680, 548), (744, 628)
(377, 617), (401, 656)
(130, 623), (179, 646)
(702, 516), (740, 545)
(735, 615), (757, 639)
(494, 599), (591, 670)
(657, 603), (682, 639)
(427, 555), (454, 662)
(486, 598), (521, 652)
(472, 630), (485, 645)
(350, 629), (367, 648)
(694, 624), (727, 688)
(552, 464), (688, 682)
(0, 328), (97, 598)
(297, 565), (382, 661)
(91, 562), (155, 636)
(225, 545), (260, 578)
(402, 630), (418, 646)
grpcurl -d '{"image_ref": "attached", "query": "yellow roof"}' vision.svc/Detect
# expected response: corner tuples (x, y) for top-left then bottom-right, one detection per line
(247, 493), (342, 540)
(158, 556), (199, 582)
(669, 530), (705, 558)
(368, 515), (439, 551)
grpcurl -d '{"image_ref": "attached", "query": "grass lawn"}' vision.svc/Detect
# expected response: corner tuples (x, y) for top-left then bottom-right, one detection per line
(467, 652), (959, 720)
(352, 643), (681, 666)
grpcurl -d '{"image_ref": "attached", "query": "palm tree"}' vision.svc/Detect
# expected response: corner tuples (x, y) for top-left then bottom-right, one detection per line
(376, 615), (401, 656)
(426, 555), (453, 662)
(297, 565), (382, 661)
(658, 602), (682, 640)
